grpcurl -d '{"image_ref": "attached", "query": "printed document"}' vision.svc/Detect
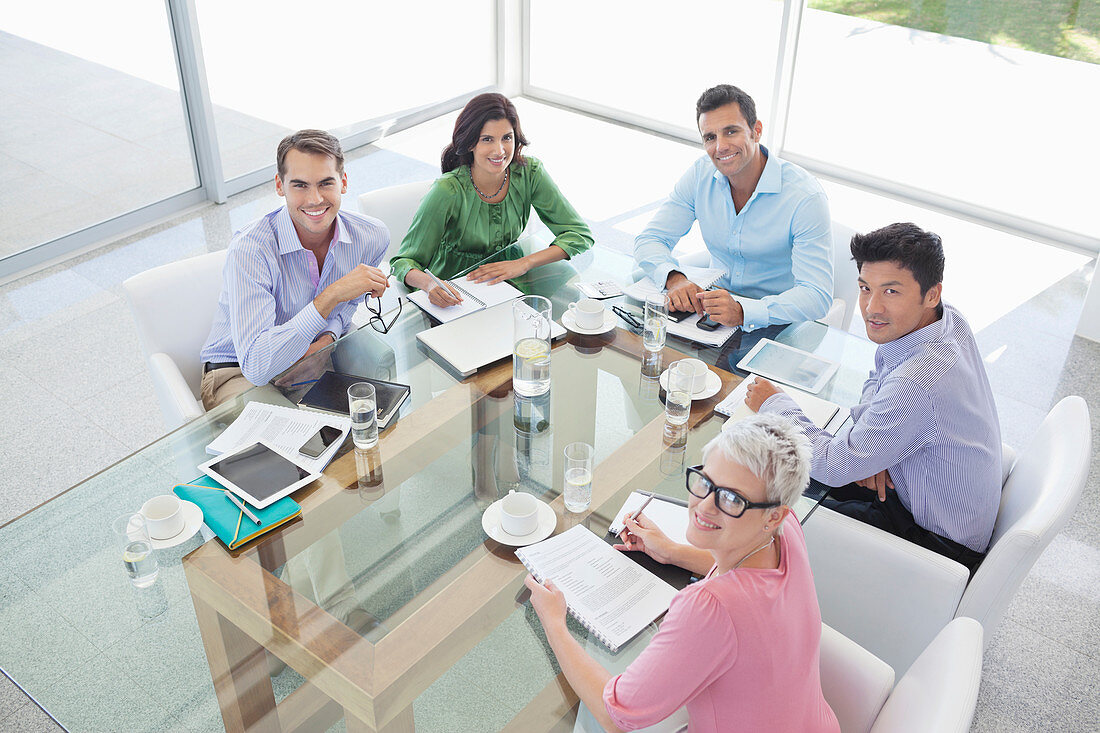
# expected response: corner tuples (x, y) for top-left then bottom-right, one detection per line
(206, 401), (350, 473)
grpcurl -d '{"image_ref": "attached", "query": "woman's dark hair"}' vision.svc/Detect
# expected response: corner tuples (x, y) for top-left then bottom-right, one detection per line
(849, 222), (945, 296)
(441, 93), (528, 174)
(696, 84), (757, 127)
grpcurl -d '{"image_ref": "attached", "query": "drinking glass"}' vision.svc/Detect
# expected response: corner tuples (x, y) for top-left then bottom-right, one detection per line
(112, 513), (159, 588)
(563, 441), (594, 513)
(348, 382), (379, 448)
(643, 294), (668, 351)
(513, 295), (552, 396)
(664, 360), (693, 426)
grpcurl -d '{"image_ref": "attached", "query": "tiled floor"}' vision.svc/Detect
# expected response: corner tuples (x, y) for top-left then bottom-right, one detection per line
(0, 99), (1097, 731)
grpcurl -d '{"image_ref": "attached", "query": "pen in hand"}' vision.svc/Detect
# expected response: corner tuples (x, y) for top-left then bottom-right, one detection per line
(224, 490), (262, 525)
(629, 493), (655, 524)
(425, 269), (462, 302)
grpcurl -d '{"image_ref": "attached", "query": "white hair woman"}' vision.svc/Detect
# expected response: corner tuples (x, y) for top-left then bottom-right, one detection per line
(525, 414), (839, 733)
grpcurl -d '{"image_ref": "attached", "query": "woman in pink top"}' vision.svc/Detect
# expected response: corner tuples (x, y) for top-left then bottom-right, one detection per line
(525, 414), (839, 732)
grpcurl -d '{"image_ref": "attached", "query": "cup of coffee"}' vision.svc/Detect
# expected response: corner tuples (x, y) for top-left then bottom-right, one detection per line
(677, 358), (710, 394)
(141, 495), (185, 541)
(567, 298), (606, 329)
(500, 489), (540, 536)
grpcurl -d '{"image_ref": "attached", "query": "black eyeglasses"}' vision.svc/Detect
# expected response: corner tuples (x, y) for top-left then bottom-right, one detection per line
(611, 305), (642, 330)
(685, 465), (780, 518)
(366, 296), (402, 334)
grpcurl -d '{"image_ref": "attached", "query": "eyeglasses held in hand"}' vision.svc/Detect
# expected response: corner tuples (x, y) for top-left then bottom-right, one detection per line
(685, 465), (780, 518)
(366, 296), (403, 334)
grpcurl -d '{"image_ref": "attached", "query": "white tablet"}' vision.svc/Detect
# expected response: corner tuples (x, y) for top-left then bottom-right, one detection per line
(735, 339), (839, 394)
(199, 440), (321, 509)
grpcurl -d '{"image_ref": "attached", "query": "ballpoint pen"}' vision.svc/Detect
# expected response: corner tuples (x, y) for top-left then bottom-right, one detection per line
(630, 492), (655, 524)
(424, 269), (460, 300)
(224, 490), (262, 525)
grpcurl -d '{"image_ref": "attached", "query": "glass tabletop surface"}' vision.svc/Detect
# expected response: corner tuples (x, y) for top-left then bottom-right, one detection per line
(0, 240), (876, 732)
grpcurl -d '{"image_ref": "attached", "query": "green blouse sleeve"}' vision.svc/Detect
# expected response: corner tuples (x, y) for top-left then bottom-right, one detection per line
(389, 176), (458, 286)
(527, 159), (594, 258)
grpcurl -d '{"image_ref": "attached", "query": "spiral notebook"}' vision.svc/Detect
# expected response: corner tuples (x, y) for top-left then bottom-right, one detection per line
(515, 525), (678, 652)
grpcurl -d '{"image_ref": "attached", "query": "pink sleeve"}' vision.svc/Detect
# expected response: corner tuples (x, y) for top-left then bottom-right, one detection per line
(603, 586), (737, 730)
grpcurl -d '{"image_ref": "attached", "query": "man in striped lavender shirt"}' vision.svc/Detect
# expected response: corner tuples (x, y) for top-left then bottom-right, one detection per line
(200, 129), (390, 409)
(746, 223), (1001, 572)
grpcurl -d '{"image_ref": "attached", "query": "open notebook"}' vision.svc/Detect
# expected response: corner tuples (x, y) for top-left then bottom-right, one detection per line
(516, 525), (678, 652)
(716, 376), (850, 433)
(407, 278), (522, 324)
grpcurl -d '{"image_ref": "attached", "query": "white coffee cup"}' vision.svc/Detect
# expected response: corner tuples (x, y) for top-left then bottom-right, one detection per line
(675, 358), (710, 394)
(500, 489), (540, 536)
(567, 298), (606, 329)
(141, 495), (185, 540)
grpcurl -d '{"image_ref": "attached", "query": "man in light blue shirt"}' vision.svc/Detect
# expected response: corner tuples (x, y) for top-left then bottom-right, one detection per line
(634, 84), (832, 331)
(200, 129), (389, 409)
(747, 223), (1001, 572)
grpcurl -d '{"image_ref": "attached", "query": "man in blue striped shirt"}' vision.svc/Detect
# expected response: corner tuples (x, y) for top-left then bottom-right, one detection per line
(633, 84), (832, 331)
(200, 129), (389, 409)
(747, 223), (1001, 572)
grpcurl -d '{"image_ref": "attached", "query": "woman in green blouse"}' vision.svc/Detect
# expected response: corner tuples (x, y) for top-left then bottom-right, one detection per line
(390, 93), (594, 307)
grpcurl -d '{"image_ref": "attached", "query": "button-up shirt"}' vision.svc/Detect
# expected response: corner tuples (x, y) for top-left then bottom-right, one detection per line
(762, 303), (1002, 551)
(200, 206), (388, 385)
(634, 147), (833, 331)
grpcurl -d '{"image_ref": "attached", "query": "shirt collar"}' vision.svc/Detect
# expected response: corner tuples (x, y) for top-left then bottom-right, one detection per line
(275, 206), (346, 256)
(710, 145), (781, 195)
(875, 302), (953, 370)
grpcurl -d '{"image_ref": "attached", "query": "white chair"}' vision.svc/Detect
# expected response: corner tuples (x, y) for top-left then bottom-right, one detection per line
(123, 251), (226, 431)
(806, 396), (1090, 675)
(357, 179), (434, 274)
(820, 221), (860, 330)
(820, 618), (983, 733)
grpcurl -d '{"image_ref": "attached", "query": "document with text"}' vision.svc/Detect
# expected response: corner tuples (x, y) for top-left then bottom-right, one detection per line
(516, 525), (678, 652)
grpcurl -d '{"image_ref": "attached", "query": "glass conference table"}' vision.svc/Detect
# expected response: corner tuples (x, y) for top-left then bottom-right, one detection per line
(0, 242), (875, 733)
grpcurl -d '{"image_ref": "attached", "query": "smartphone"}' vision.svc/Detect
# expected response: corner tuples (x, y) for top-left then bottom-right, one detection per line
(668, 309), (695, 323)
(696, 315), (721, 331)
(299, 425), (343, 458)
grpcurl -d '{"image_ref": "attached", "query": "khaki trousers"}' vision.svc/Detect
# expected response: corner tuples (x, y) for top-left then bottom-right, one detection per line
(200, 366), (253, 410)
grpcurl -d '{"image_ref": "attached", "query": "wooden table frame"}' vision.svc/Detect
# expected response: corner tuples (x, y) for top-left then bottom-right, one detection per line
(184, 330), (742, 732)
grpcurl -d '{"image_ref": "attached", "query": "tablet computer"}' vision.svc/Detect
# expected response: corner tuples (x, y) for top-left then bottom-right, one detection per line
(199, 440), (320, 509)
(735, 339), (838, 394)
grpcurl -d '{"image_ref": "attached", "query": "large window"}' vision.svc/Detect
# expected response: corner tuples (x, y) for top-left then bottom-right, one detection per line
(527, 0), (786, 140)
(0, 3), (198, 262)
(195, 1), (497, 182)
(783, 2), (1098, 241)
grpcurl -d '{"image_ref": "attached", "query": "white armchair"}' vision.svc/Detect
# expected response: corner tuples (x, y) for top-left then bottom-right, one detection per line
(122, 250), (226, 431)
(806, 396), (1090, 675)
(820, 618), (983, 733)
(820, 221), (860, 330)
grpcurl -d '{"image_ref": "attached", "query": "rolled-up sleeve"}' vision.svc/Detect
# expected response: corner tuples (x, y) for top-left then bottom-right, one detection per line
(633, 166), (699, 288)
(528, 160), (593, 258)
(603, 588), (736, 730)
(734, 192), (833, 330)
(226, 245), (327, 385)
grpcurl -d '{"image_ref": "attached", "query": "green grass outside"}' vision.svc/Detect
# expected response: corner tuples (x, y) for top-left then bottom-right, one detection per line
(808, 0), (1100, 63)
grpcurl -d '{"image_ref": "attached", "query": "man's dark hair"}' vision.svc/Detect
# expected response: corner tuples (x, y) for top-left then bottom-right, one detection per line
(696, 84), (757, 127)
(276, 129), (344, 178)
(850, 222), (945, 296)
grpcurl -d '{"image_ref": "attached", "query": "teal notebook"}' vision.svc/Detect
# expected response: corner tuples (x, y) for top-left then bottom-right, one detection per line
(173, 475), (301, 550)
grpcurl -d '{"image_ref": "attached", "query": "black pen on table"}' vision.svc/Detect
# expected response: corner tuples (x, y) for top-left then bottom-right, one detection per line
(224, 490), (261, 525)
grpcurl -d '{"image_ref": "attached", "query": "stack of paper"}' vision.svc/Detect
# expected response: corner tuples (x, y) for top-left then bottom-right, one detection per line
(622, 266), (724, 302)
(716, 376), (849, 433)
(206, 401), (350, 474)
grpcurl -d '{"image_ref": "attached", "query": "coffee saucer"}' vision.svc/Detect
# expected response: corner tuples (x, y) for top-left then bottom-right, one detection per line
(131, 500), (204, 549)
(561, 310), (617, 335)
(482, 498), (557, 546)
(659, 369), (722, 401)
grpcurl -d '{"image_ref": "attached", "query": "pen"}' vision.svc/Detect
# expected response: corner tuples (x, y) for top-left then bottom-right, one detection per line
(424, 269), (459, 299)
(224, 490), (262, 525)
(289, 378), (320, 388)
(630, 492), (655, 523)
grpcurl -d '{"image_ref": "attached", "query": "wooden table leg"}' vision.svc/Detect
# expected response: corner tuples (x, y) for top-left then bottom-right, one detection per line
(345, 705), (414, 733)
(192, 594), (281, 733)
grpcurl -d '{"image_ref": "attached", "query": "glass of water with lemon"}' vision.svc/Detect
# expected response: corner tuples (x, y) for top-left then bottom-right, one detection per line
(563, 441), (594, 512)
(512, 295), (552, 397)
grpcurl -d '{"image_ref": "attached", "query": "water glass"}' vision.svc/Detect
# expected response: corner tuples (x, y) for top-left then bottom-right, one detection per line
(563, 441), (594, 513)
(112, 513), (159, 588)
(513, 295), (552, 397)
(643, 294), (668, 352)
(664, 360), (693, 426)
(348, 382), (379, 448)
